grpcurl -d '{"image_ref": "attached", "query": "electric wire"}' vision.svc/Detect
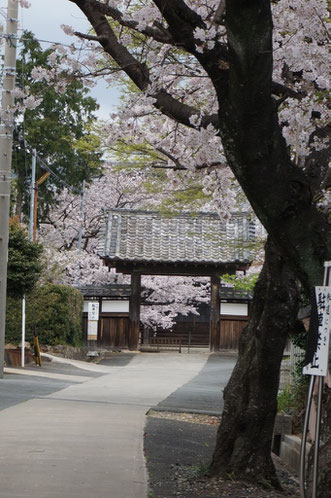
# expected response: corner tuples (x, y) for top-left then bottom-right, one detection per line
(0, 6), (96, 51)
(13, 125), (82, 195)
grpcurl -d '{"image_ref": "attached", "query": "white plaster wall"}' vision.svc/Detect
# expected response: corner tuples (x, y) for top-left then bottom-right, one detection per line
(220, 302), (248, 316)
(102, 300), (129, 313)
(83, 300), (95, 312)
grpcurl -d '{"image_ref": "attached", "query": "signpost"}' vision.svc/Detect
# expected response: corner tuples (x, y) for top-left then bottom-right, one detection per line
(87, 301), (99, 341)
(303, 286), (331, 377)
(300, 262), (331, 498)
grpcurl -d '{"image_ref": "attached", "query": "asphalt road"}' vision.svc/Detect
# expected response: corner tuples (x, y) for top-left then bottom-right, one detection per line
(0, 360), (102, 411)
(154, 353), (236, 415)
(0, 352), (236, 498)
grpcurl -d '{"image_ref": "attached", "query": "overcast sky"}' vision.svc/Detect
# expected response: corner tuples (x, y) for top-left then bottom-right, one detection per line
(0, 0), (120, 119)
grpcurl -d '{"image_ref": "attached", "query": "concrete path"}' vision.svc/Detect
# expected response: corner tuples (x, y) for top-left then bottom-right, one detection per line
(0, 352), (209, 498)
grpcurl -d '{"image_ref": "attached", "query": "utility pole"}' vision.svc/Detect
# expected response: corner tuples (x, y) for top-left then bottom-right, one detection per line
(32, 171), (50, 241)
(28, 149), (36, 241)
(0, 0), (19, 378)
(20, 149), (37, 368)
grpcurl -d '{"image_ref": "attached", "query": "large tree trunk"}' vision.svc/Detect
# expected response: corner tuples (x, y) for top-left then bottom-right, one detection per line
(210, 238), (300, 487)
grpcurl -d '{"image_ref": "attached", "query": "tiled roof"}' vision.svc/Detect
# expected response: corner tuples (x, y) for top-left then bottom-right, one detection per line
(220, 286), (253, 301)
(76, 284), (252, 301)
(98, 209), (256, 265)
(76, 284), (131, 298)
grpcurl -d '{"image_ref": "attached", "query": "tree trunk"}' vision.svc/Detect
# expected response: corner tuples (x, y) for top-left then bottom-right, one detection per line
(210, 238), (300, 487)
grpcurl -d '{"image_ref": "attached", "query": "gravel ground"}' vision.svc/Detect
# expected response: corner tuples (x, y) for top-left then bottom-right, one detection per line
(145, 411), (300, 498)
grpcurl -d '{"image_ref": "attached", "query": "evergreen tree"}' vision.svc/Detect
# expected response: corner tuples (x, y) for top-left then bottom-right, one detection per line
(7, 218), (43, 298)
(13, 31), (103, 221)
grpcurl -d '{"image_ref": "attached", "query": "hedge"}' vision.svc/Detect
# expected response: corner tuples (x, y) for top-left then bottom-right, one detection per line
(6, 284), (83, 346)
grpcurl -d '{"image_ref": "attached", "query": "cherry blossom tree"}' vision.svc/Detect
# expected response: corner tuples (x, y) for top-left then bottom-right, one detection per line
(65, 1), (328, 490)
(38, 163), (211, 329)
(6, 0), (330, 490)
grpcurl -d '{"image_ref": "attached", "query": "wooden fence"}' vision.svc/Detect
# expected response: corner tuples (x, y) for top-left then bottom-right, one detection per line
(142, 315), (248, 350)
(83, 312), (248, 350)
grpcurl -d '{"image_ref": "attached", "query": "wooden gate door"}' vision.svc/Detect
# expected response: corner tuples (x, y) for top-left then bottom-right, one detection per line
(98, 314), (130, 348)
(219, 316), (248, 349)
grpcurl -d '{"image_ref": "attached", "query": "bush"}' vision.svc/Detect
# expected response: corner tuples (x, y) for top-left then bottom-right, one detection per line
(7, 219), (43, 298)
(277, 373), (309, 433)
(277, 385), (294, 414)
(6, 284), (83, 346)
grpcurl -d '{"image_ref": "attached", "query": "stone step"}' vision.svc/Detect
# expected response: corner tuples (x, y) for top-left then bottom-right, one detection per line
(280, 434), (311, 474)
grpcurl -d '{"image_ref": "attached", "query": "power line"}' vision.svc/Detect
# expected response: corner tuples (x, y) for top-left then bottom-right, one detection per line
(0, 33), (94, 50)
(13, 126), (82, 195)
(35, 154), (82, 195)
(0, 6), (97, 51)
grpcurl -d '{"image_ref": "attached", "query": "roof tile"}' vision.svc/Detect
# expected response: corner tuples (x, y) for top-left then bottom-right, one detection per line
(98, 209), (256, 265)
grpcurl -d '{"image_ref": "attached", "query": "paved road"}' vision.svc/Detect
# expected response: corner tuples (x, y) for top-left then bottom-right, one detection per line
(0, 360), (103, 411)
(0, 352), (236, 498)
(154, 353), (236, 415)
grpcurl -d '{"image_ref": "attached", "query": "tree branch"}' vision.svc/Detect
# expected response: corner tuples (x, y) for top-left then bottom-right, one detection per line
(153, 0), (206, 31)
(152, 162), (225, 172)
(74, 31), (107, 43)
(213, 1), (226, 25)
(153, 89), (219, 129)
(71, 1), (301, 134)
(152, 0), (206, 51)
(73, 0), (174, 44)
(272, 81), (304, 101)
(71, 0), (219, 130)
(152, 146), (227, 171)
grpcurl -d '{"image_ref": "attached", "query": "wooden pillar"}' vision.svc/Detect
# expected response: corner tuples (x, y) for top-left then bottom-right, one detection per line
(209, 274), (220, 352)
(97, 297), (102, 346)
(129, 272), (141, 350)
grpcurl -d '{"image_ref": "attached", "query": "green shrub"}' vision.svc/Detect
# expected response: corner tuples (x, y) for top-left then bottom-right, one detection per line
(277, 373), (309, 433)
(278, 315), (310, 431)
(7, 219), (43, 298)
(277, 385), (294, 414)
(6, 284), (83, 346)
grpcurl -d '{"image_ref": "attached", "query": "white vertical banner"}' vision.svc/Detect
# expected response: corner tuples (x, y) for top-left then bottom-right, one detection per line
(303, 286), (331, 377)
(88, 302), (99, 341)
(88, 302), (99, 321)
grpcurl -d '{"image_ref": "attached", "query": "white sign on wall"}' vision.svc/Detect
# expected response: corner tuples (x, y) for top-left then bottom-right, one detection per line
(303, 286), (331, 377)
(88, 302), (99, 321)
(87, 320), (98, 341)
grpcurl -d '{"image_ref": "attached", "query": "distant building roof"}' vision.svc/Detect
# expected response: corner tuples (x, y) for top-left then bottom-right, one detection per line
(220, 286), (253, 301)
(77, 284), (252, 302)
(76, 284), (131, 298)
(97, 209), (256, 274)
